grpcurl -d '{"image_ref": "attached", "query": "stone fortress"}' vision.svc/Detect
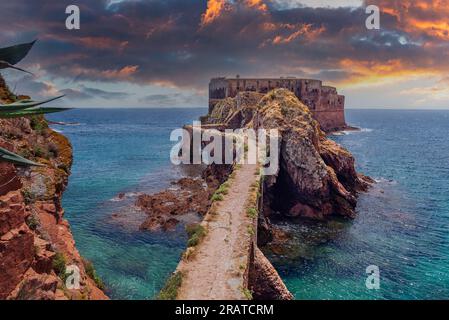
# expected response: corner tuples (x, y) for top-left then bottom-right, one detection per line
(209, 76), (347, 132)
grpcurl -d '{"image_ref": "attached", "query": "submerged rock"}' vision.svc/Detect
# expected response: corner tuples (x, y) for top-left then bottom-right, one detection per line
(136, 166), (231, 231)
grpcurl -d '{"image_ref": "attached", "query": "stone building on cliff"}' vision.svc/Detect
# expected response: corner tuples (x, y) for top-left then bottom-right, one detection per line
(209, 76), (347, 132)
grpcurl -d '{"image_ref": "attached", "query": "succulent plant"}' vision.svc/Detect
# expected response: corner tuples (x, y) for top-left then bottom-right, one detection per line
(0, 146), (42, 166)
(0, 95), (68, 118)
(0, 41), (70, 166)
(0, 40), (36, 75)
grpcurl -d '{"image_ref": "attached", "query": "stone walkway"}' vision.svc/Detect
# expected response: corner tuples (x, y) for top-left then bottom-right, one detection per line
(177, 164), (259, 300)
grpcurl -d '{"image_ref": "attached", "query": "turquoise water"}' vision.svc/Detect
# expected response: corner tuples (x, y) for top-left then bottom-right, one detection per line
(47, 108), (206, 300)
(48, 109), (449, 300)
(265, 109), (449, 300)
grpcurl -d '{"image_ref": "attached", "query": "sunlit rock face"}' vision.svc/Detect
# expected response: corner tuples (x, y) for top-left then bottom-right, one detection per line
(255, 89), (370, 221)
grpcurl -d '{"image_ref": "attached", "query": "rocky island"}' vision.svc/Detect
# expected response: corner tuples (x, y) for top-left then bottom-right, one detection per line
(143, 86), (371, 300)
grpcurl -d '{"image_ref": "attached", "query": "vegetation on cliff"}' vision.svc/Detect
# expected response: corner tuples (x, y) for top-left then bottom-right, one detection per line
(0, 41), (68, 167)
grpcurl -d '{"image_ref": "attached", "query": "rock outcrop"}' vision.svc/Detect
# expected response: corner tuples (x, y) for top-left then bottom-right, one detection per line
(249, 248), (293, 300)
(253, 89), (371, 223)
(136, 177), (210, 231)
(136, 165), (232, 231)
(207, 89), (371, 224)
(0, 74), (107, 300)
(206, 92), (264, 128)
(148, 88), (371, 301)
(209, 77), (348, 132)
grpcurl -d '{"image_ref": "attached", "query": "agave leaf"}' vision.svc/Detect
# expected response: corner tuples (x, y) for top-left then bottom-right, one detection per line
(0, 107), (70, 119)
(0, 40), (36, 65)
(0, 61), (34, 75)
(0, 146), (42, 166)
(0, 95), (65, 113)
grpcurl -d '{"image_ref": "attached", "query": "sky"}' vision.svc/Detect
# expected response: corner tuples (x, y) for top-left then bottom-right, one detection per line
(0, 0), (448, 109)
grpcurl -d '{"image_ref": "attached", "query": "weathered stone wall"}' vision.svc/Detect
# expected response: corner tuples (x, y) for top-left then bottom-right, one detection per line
(209, 77), (347, 132)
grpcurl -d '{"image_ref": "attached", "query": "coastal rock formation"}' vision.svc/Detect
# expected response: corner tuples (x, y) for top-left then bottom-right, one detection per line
(254, 89), (371, 222)
(207, 88), (371, 224)
(146, 87), (370, 301)
(136, 165), (232, 231)
(249, 248), (293, 300)
(136, 178), (210, 231)
(0, 74), (107, 300)
(206, 92), (264, 128)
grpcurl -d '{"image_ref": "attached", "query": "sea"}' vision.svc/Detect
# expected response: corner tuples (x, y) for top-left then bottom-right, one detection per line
(47, 108), (449, 300)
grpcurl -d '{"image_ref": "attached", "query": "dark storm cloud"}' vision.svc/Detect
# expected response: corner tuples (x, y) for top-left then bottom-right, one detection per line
(0, 0), (448, 92)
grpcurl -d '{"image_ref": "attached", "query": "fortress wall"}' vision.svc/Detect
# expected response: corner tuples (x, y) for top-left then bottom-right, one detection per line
(209, 77), (347, 131)
(313, 109), (346, 132)
(298, 79), (322, 111)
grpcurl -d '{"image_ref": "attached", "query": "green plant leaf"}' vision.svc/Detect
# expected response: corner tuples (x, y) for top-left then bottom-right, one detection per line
(0, 146), (42, 166)
(0, 107), (70, 119)
(0, 40), (36, 65)
(0, 95), (65, 113)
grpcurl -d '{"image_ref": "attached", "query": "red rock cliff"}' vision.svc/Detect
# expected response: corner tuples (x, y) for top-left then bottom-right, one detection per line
(0, 74), (107, 300)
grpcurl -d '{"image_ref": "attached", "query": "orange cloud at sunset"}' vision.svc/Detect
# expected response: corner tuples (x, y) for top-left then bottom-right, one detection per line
(201, 0), (229, 25)
(376, 0), (449, 40)
(245, 0), (268, 11)
(338, 58), (440, 88)
(201, 0), (268, 25)
(3, 0), (449, 108)
(409, 20), (449, 40)
(77, 37), (129, 50)
(271, 24), (326, 45)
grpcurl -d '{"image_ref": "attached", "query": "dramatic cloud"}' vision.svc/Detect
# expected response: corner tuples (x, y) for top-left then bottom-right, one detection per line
(0, 0), (448, 108)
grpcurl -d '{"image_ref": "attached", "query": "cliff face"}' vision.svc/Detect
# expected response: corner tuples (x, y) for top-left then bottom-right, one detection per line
(255, 89), (371, 221)
(0, 75), (107, 300)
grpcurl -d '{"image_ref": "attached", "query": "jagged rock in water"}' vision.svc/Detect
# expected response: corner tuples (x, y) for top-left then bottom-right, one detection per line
(135, 165), (233, 231)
